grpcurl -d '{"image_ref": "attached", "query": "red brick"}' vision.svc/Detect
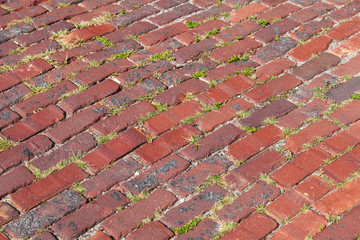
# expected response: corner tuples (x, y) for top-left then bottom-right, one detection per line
(214, 20), (260, 42)
(173, 38), (218, 64)
(222, 213), (278, 240)
(229, 125), (283, 161)
(60, 28), (98, 44)
(12, 59), (53, 80)
(1, 121), (38, 142)
(327, 16), (360, 41)
(332, 54), (360, 76)
(149, 3), (199, 25)
(0, 135), (53, 172)
(155, 0), (187, 9)
(347, 121), (360, 141)
(323, 154), (360, 183)
(13, 80), (77, 116)
(217, 182), (280, 222)
(120, 155), (190, 195)
(225, 150), (286, 190)
(144, 100), (203, 136)
(0, 84), (31, 110)
(229, 3), (268, 23)
(314, 203), (360, 240)
(245, 74), (301, 103)
(0, 165), (34, 198)
(138, 22), (188, 46)
(285, 119), (340, 154)
(277, 99), (330, 129)
(293, 175), (333, 202)
(10, 164), (88, 212)
(169, 154), (232, 197)
(0, 22), (35, 45)
(21, 40), (62, 57)
(290, 2), (334, 23)
(31, 132), (96, 171)
(257, 3), (301, 22)
(272, 210), (327, 239)
(6, 190), (86, 239)
(102, 188), (177, 239)
(177, 19), (228, 45)
(0, 72), (21, 92)
(162, 185), (227, 228)
(313, 178), (360, 215)
(270, 163), (309, 189)
(113, 5), (159, 27)
(288, 36), (333, 62)
(256, 58), (294, 83)
(49, 42), (103, 64)
(290, 19), (333, 41)
(321, 131), (358, 154)
(45, 105), (108, 144)
(0, 41), (19, 57)
(135, 124), (202, 165)
(175, 218), (218, 240)
(32, 5), (86, 27)
(205, 60), (259, 82)
(127, 221), (174, 240)
(0, 108), (20, 130)
(330, 100), (360, 125)
(87, 23), (116, 35)
(185, 3), (231, 22)
(265, 190), (309, 221)
(240, 99), (297, 128)
(253, 37), (297, 64)
(53, 190), (129, 240)
(83, 128), (146, 173)
(32, 231), (57, 240)
(0, 233), (8, 240)
(181, 124), (245, 161)
(253, 18), (300, 43)
(105, 21), (156, 44)
(329, 0), (360, 22)
(210, 37), (261, 63)
(0, 202), (19, 225)
(195, 98), (254, 132)
(87, 231), (112, 240)
(2, 0), (35, 10)
(154, 78), (208, 106)
(91, 101), (155, 136)
(197, 74), (254, 104)
(290, 147), (331, 174)
(260, 0), (287, 7)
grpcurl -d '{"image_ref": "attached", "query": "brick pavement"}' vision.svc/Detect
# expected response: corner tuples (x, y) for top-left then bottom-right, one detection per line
(0, 0), (360, 239)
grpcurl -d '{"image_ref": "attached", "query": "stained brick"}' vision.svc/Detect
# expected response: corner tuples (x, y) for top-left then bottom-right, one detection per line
(290, 2), (334, 23)
(327, 16), (360, 41)
(45, 105), (108, 144)
(253, 18), (300, 43)
(256, 3), (301, 22)
(169, 154), (232, 197)
(176, 218), (218, 240)
(328, 0), (360, 22)
(291, 0), (321, 6)
(31, 132), (96, 171)
(53, 190), (129, 240)
(33, 232), (57, 240)
(32, 5), (86, 27)
(82, 157), (141, 198)
(12, 59), (53, 80)
(0, 202), (19, 226)
(290, 19), (333, 41)
(288, 36), (333, 62)
(323, 154), (360, 183)
(135, 124), (202, 165)
(0, 72), (21, 93)
(127, 221), (174, 240)
(149, 3), (199, 25)
(292, 53), (340, 81)
(173, 38), (218, 64)
(155, 0), (187, 9)
(112, 5), (159, 27)
(229, 125), (283, 161)
(214, 20), (260, 42)
(332, 54), (360, 76)
(330, 100), (360, 125)
(6, 190), (86, 239)
(253, 37), (297, 64)
(10, 164), (88, 212)
(255, 58), (294, 83)
(229, 3), (268, 23)
(0, 22), (35, 44)
(105, 21), (156, 44)
(120, 155), (190, 195)
(326, 76), (360, 103)
(102, 189), (177, 239)
(185, 3), (231, 22)
(217, 182), (280, 222)
(162, 185), (227, 228)
(0, 108), (20, 130)
(0, 165), (34, 198)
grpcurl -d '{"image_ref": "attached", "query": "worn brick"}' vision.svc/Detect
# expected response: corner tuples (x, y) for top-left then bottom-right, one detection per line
(169, 154), (232, 197)
(53, 190), (129, 240)
(162, 185), (227, 228)
(291, 0), (321, 6)
(288, 35), (333, 62)
(225, 150), (286, 190)
(113, 5), (159, 27)
(120, 155), (190, 195)
(186, 4), (232, 22)
(105, 21), (156, 44)
(135, 124), (202, 165)
(138, 22), (188, 46)
(176, 218), (218, 240)
(326, 76), (360, 104)
(83, 128), (146, 173)
(10, 164), (88, 212)
(33, 232), (57, 240)
(0, 22), (35, 44)
(321, 130), (359, 154)
(240, 99), (297, 128)
(271, 163), (309, 189)
(12, 59), (53, 80)
(6, 190), (86, 239)
(256, 58), (294, 83)
(330, 100), (360, 125)
(323, 154), (360, 183)
(0, 165), (34, 198)
(13, 80), (77, 116)
(229, 2), (268, 23)
(31, 132), (96, 171)
(83, 157), (141, 198)
(102, 189), (177, 239)
(292, 53), (340, 81)
(87, 231), (112, 240)
(0, 72), (22, 93)
(290, 19), (333, 41)
(32, 5), (86, 27)
(253, 37), (297, 64)
(0, 202), (19, 226)
(253, 18), (300, 43)
(214, 20), (260, 42)
(205, 60), (259, 82)
(127, 221), (174, 240)
(290, 2), (334, 23)
(329, 0), (360, 22)
(218, 182), (280, 222)
(285, 119), (340, 154)
(144, 100), (203, 136)
(155, 0), (187, 9)
(327, 16), (360, 41)
(0, 108), (20, 130)
(149, 3), (199, 25)
(0, 41), (19, 58)
(257, 3), (301, 22)
(229, 125), (283, 161)
(332, 54), (360, 76)
(0, 135), (53, 172)
(174, 38), (218, 64)
(181, 124), (245, 161)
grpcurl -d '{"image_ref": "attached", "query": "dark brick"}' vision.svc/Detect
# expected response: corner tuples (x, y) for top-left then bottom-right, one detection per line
(290, 19), (334, 40)
(186, 3), (232, 22)
(32, 5), (86, 27)
(112, 5), (159, 27)
(174, 38), (218, 64)
(253, 18), (300, 43)
(325, 76), (360, 103)
(253, 37), (297, 64)
(290, 2), (335, 23)
(0, 22), (35, 44)
(6, 190), (86, 239)
(0, 108), (20, 130)
(105, 21), (156, 44)
(149, 3), (199, 25)
(0, 84), (31, 111)
(329, 0), (360, 22)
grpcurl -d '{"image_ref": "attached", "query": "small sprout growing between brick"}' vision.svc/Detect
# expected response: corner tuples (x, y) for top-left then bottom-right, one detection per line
(220, 12), (230, 18)
(272, 18), (282, 24)
(97, 132), (118, 145)
(300, 204), (310, 213)
(127, 190), (151, 203)
(107, 50), (136, 61)
(260, 174), (276, 186)
(0, 136), (18, 152)
(72, 182), (86, 194)
(149, 50), (174, 62)
(227, 55), (240, 63)
(208, 80), (218, 87)
(185, 134), (202, 149)
(93, 36), (115, 46)
(192, 69), (208, 79)
(254, 203), (266, 213)
(213, 221), (237, 239)
(236, 110), (250, 119)
(241, 125), (259, 134)
(173, 216), (202, 235)
(326, 214), (339, 223)
(120, 9), (127, 14)
(241, 67), (254, 76)
(262, 116), (277, 126)
(185, 21), (200, 29)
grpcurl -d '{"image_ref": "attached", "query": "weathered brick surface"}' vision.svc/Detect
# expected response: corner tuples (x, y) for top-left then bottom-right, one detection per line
(126, 221), (174, 240)
(253, 37), (297, 64)
(0, 166), (34, 198)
